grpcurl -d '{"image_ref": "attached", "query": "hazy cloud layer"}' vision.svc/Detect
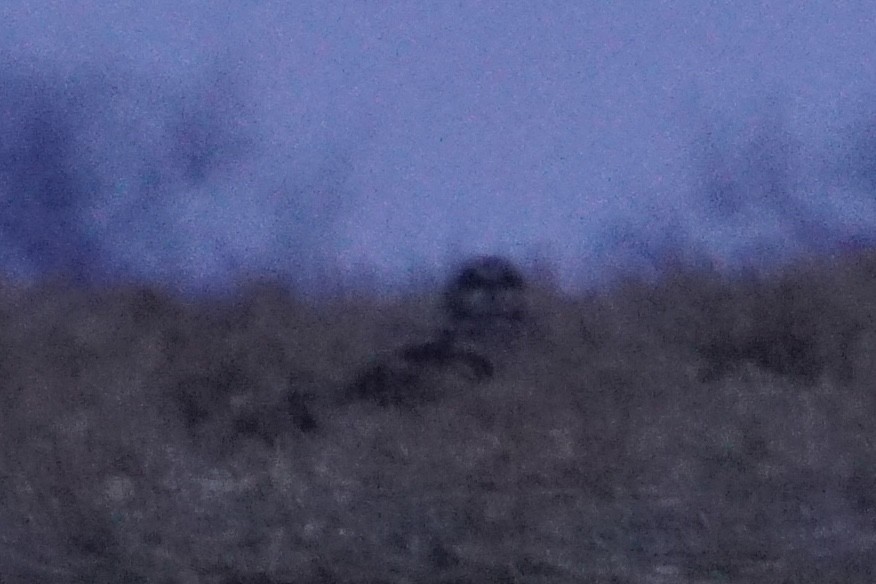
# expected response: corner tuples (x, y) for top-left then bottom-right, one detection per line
(2, 2), (876, 296)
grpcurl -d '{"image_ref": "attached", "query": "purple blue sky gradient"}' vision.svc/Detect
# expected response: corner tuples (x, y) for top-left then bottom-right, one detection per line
(2, 2), (876, 296)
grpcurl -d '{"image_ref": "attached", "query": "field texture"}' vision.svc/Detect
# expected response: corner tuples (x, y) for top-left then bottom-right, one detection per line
(1, 253), (876, 583)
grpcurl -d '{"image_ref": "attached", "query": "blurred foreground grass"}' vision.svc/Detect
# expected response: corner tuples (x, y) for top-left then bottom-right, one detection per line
(1, 252), (876, 583)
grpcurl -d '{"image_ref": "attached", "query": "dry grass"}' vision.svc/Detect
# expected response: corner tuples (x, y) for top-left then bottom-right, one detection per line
(1, 253), (876, 583)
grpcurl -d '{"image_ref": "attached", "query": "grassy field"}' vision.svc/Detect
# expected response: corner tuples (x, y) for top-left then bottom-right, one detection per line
(1, 252), (876, 583)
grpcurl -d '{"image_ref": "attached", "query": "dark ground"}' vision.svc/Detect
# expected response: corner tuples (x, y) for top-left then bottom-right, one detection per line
(1, 252), (876, 583)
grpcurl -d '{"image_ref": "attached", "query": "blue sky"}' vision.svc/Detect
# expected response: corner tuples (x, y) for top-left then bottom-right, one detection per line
(2, 2), (876, 296)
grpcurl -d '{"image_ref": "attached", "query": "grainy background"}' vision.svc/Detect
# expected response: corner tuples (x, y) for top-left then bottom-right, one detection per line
(1, 251), (875, 583)
(2, 2), (876, 295)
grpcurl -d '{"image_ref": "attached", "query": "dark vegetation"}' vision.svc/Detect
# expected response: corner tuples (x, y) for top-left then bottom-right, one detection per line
(2, 250), (876, 583)
(344, 330), (495, 409)
(344, 256), (524, 410)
